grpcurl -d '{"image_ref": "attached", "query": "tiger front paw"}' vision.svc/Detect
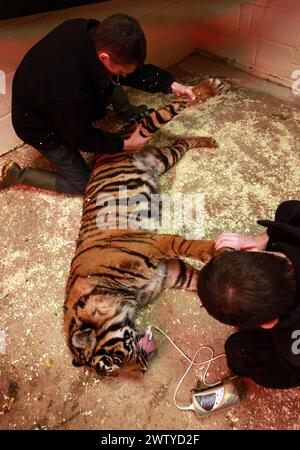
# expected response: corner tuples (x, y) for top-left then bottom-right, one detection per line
(192, 78), (224, 102)
(199, 137), (218, 148)
(184, 136), (218, 149)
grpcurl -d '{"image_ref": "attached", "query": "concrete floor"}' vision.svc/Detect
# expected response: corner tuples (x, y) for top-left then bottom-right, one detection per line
(1, 52), (300, 430)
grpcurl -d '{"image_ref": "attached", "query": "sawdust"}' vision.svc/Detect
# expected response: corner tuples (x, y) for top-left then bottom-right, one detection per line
(0, 55), (300, 430)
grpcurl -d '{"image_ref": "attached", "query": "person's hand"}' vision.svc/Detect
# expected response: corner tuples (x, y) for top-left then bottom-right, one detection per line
(215, 232), (268, 251)
(123, 124), (151, 153)
(171, 81), (196, 101)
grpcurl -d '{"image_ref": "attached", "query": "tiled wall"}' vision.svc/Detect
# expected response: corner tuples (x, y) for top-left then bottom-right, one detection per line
(0, 0), (299, 155)
(0, 0), (197, 155)
(196, 0), (300, 87)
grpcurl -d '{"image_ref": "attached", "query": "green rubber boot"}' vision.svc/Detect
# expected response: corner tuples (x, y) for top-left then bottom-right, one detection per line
(110, 85), (148, 121)
(0, 160), (58, 192)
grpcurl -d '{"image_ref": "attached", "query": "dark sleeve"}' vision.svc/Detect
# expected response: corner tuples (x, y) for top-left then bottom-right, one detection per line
(44, 100), (124, 154)
(263, 201), (300, 250)
(121, 64), (175, 93)
(274, 201), (300, 226)
(266, 227), (285, 250)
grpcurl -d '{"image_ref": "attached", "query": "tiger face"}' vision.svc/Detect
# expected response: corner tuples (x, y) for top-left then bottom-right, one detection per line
(70, 324), (149, 376)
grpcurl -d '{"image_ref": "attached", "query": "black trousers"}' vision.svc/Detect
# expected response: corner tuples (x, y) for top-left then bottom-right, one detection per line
(12, 104), (93, 195)
(225, 330), (300, 389)
(37, 140), (91, 195)
(16, 126), (91, 195)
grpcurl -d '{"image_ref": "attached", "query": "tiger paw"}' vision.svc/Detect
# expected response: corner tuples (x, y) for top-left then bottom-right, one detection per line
(198, 137), (218, 148)
(192, 78), (224, 102)
(183, 137), (218, 149)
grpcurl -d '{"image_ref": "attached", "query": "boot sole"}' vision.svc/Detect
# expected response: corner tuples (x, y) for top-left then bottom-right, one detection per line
(0, 160), (16, 182)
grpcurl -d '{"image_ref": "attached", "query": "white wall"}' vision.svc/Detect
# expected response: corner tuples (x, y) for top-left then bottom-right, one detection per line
(196, 0), (300, 88)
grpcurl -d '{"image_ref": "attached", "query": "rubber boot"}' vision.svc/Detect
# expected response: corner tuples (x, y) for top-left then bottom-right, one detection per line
(110, 85), (148, 121)
(0, 160), (58, 192)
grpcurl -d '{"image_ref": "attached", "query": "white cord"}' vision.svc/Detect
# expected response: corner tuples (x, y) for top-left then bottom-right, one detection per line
(152, 324), (226, 411)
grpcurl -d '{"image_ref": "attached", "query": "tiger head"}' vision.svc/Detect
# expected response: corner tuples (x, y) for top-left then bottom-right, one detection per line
(70, 322), (150, 377)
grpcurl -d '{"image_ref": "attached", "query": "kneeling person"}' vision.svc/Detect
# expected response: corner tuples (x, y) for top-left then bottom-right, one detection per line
(197, 200), (300, 389)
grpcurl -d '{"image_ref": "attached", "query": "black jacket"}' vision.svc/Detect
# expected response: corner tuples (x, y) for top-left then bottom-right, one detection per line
(12, 18), (175, 154)
(258, 200), (300, 369)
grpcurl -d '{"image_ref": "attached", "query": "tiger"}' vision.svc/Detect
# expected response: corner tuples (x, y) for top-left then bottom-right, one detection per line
(64, 78), (224, 376)
(118, 77), (224, 139)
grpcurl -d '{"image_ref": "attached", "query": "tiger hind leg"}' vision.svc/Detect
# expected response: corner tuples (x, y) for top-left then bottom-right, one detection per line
(163, 259), (200, 292)
(135, 136), (217, 175)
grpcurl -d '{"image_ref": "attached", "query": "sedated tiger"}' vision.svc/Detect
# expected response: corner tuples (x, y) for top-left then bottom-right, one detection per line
(64, 78), (224, 376)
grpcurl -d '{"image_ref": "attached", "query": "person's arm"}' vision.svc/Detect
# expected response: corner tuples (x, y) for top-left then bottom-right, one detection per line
(122, 124), (150, 153)
(44, 100), (149, 153)
(121, 64), (195, 100)
(44, 100), (123, 153)
(217, 202), (300, 252)
(257, 201), (300, 250)
(215, 232), (269, 251)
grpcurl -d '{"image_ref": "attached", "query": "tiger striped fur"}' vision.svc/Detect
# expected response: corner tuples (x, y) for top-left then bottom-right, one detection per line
(64, 78), (223, 376)
(119, 77), (224, 139)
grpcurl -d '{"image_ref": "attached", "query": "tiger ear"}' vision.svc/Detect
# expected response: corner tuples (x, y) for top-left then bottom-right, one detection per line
(71, 327), (96, 350)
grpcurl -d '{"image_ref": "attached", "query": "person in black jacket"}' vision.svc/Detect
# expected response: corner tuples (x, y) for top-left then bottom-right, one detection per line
(1, 14), (195, 195)
(197, 200), (300, 389)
